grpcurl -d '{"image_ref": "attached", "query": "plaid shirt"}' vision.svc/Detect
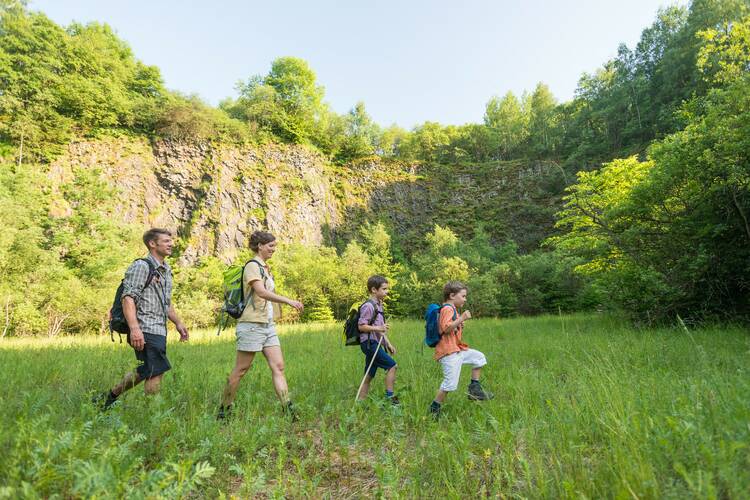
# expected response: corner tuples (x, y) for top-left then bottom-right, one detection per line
(121, 254), (173, 337)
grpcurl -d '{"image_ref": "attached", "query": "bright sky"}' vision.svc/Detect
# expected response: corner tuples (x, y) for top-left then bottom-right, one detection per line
(31, 0), (686, 129)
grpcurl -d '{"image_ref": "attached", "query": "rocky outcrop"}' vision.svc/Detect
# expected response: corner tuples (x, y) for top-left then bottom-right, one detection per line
(51, 137), (350, 263)
(49, 137), (565, 263)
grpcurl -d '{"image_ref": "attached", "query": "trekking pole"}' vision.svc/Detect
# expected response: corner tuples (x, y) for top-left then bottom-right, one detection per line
(353, 334), (384, 406)
(216, 311), (226, 336)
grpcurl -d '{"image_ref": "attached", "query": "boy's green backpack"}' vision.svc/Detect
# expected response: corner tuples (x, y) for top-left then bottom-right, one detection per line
(216, 259), (265, 335)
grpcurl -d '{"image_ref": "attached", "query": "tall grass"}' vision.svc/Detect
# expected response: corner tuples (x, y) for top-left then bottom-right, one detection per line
(1, 314), (748, 498)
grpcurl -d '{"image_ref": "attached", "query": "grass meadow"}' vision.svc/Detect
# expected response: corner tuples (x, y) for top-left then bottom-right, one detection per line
(0, 314), (749, 498)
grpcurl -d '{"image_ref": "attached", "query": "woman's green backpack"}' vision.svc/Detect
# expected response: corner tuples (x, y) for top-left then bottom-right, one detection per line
(216, 259), (265, 335)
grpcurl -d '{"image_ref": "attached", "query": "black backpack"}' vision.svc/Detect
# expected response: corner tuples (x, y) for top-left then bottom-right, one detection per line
(109, 258), (157, 342)
(342, 299), (381, 346)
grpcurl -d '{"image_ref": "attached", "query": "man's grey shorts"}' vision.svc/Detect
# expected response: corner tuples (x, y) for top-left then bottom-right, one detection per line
(236, 322), (280, 352)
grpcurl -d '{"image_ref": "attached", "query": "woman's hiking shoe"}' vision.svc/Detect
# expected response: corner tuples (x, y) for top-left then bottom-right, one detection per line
(467, 381), (494, 401)
(283, 401), (299, 422)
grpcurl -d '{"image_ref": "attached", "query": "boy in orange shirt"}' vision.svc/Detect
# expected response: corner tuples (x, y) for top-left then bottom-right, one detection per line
(429, 281), (492, 419)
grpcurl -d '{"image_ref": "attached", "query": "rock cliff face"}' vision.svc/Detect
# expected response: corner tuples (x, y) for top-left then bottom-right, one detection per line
(49, 137), (564, 262)
(49, 137), (416, 263)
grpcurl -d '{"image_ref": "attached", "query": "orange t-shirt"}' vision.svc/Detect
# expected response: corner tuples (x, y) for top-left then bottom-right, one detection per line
(434, 304), (469, 360)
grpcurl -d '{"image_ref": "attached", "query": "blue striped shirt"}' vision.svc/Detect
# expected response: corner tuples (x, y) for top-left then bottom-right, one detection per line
(121, 254), (172, 337)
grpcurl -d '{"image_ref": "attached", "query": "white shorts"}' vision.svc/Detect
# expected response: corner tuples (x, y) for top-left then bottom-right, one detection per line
(236, 322), (280, 352)
(438, 349), (487, 392)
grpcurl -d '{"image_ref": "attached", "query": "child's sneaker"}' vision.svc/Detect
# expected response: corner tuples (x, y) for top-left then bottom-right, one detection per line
(216, 404), (233, 420)
(467, 380), (494, 401)
(429, 400), (442, 420)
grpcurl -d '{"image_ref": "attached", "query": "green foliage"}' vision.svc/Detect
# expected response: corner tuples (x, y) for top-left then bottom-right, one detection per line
(2, 416), (214, 497)
(0, 7), (251, 161)
(697, 15), (750, 84)
(0, 10), (169, 159)
(334, 102), (381, 162)
(154, 94), (249, 143)
(527, 83), (561, 158)
(227, 57), (326, 146)
(559, 1), (750, 169)
(171, 256), (225, 329)
(484, 91), (529, 160)
(0, 0), (748, 330)
(553, 76), (750, 321)
(394, 224), (594, 318)
(398, 121), (458, 162)
(0, 161), (142, 337)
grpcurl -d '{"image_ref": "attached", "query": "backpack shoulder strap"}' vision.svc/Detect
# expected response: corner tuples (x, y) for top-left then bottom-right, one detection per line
(363, 299), (382, 326)
(239, 259), (254, 300)
(440, 303), (457, 319)
(357, 299), (381, 342)
(137, 258), (157, 292)
(243, 260), (269, 309)
(439, 303), (458, 334)
(249, 259), (267, 280)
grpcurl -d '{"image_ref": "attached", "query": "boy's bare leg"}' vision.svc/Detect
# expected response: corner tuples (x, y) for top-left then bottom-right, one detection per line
(471, 367), (481, 380)
(357, 375), (374, 400)
(222, 351), (256, 407)
(385, 366), (397, 393)
(434, 389), (448, 404)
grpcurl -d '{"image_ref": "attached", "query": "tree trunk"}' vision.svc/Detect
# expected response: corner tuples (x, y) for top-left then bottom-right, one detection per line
(1, 297), (10, 339)
(17, 129), (24, 169)
(732, 189), (750, 242)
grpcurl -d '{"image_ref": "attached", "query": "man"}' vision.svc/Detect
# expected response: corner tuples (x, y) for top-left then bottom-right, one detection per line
(97, 228), (189, 409)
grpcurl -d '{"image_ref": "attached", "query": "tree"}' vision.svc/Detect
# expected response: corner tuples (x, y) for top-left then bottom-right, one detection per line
(231, 57), (327, 145)
(399, 122), (456, 162)
(335, 101), (380, 162)
(526, 83), (559, 158)
(552, 74), (750, 321)
(484, 91), (529, 160)
(377, 124), (409, 158)
(697, 16), (750, 84)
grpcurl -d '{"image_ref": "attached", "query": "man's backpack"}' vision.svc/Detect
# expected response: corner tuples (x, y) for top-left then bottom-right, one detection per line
(109, 258), (157, 342)
(216, 259), (266, 335)
(424, 303), (456, 347)
(342, 299), (380, 346)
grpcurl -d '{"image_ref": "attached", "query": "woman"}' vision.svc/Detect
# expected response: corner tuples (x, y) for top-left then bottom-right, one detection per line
(218, 231), (304, 420)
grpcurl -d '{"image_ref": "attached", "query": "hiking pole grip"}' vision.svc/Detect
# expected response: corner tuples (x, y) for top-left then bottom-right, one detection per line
(353, 334), (384, 407)
(216, 311), (226, 336)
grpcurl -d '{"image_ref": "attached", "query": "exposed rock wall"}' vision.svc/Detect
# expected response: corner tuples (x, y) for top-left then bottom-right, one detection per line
(50, 137), (348, 263)
(49, 137), (565, 262)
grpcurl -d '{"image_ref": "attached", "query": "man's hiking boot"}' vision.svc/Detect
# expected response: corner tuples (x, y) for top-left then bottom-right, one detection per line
(93, 390), (118, 411)
(467, 381), (494, 401)
(429, 401), (442, 420)
(216, 404), (233, 421)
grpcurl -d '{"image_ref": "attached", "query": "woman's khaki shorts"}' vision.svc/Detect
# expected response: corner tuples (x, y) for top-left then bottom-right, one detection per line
(236, 322), (280, 352)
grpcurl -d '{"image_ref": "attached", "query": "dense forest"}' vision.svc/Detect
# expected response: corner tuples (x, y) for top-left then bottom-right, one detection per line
(0, 0), (748, 336)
